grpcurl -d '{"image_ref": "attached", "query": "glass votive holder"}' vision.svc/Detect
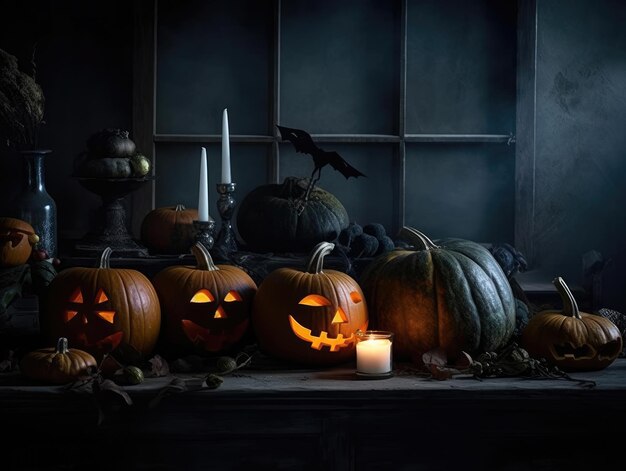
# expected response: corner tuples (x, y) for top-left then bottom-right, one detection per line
(355, 330), (394, 379)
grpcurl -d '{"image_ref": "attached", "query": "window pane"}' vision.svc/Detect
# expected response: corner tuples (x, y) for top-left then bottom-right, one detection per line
(280, 0), (400, 134)
(406, 0), (516, 134)
(405, 143), (514, 243)
(156, 0), (272, 134)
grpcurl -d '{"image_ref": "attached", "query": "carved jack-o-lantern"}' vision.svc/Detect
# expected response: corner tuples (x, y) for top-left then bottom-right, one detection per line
(0, 217), (39, 267)
(252, 242), (368, 366)
(43, 248), (161, 362)
(61, 285), (123, 353)
(522, 277), (622, 371)
(153, 243), (257, 354)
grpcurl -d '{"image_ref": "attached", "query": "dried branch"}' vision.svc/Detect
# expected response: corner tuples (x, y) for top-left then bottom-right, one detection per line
(0, 48), (45, 149)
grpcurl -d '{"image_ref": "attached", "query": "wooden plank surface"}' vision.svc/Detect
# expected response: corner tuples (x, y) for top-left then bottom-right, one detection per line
(2, 359), (623, 398)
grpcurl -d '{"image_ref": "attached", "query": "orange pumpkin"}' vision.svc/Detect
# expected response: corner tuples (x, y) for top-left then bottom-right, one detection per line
(140, 204), (198, 254)
(522, 277), (622, 371)
(0, 217), (39, 267)
(42, 247), (161, 362)
(252, 241), (368, 366)
(20, 337), (97, 384)
(153, 242), (257, 354)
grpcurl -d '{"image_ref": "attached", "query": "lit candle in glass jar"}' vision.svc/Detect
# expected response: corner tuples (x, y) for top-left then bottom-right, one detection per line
(356, 331), (393, 378)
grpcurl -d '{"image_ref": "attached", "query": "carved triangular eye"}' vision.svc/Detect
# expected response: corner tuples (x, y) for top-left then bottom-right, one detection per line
(69, 288), (83, 303)
(350, 292), (362, 304)
(95, 289), (109, 304)
(224, 291), (242, 302)
(298, 295), (332, 306)
(64, 310), (78, 323)
(191, 289), (215, 303)
(97, 311), (116, 324)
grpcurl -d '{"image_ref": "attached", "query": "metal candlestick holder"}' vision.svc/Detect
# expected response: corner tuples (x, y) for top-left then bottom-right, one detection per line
(192, 218), (215, 249)
(215, 182), (238, 253)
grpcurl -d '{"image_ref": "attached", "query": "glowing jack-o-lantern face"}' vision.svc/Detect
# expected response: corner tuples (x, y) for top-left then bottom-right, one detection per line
(62, 287), (124, 353)
(43, 247), (161, 363)
(153, 243), (257, 354)
(522, 277), (623, 372)
(289, 293), (365, 351)
(252, 242), (369, 366)
(180, 288), (249, 352)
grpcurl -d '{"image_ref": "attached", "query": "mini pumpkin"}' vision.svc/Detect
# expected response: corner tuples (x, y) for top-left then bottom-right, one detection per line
(153, 242), (257, 354)
(361, 227), (516, 361)
(42, 247), (161, 362)
(0, 217), (39, 267)
(141, 204), (198, 254)
(521, 277), (622, 371)
(252, 241), (368, 366)
(20, 337), (97, 384)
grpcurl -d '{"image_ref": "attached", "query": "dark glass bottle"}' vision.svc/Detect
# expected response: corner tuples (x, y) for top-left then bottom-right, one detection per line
(14, 150), (57, 257)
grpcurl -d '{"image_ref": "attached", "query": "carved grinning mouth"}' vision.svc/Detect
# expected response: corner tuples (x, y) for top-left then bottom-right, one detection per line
(181, 319), (249, 352)
(549, 341), (622, 361)
(73, 331), (124, 351)
(551, 343), (595, 360)
(288, 315), (368, 351)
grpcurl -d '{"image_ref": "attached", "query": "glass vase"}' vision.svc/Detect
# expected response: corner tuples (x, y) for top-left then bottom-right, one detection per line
(14, 150), (57, 258)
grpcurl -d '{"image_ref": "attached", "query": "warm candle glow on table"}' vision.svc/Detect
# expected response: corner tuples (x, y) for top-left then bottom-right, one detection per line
(198, 147), (209, 221)
(356, 331), (393, 377)
(221, 108), (231, 184)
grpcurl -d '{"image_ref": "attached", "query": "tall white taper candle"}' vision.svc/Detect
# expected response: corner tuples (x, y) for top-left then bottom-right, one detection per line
(198, 147), (209, 221)
(221, 108), (231, 184)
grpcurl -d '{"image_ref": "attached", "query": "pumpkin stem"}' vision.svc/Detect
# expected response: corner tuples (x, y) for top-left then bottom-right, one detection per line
(553, 277), (581, 319)
(305, 242), (335, 274)
(399, 227), (439, 250)
(175, 204), (185, 211)
(191, 242), (219, 271)
(99, 247), (113, 269)
(56, 337), (69, 354)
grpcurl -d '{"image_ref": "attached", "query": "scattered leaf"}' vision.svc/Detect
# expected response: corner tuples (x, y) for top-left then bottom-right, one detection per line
(428, 364), (454, 381)
(94, 378), (133, 406)
(422, 347), (447, 367)
(99, 354), (123, 378)
(149, 354), (170, 377)
(148, 377), (188, 409)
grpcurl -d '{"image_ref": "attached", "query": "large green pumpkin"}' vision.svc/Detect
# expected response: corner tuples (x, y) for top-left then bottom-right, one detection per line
(361, 227), (515, 361)
(236, 177), (349, 253)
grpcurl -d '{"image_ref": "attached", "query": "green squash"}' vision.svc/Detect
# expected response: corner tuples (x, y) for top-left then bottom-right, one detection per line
(361, 227), (516, 361)
(80, 158), (132, 178)
(236, 177), (349, 253)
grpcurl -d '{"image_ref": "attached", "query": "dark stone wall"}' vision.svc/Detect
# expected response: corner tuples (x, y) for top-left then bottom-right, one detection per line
(534, 0), (626, 310)
(0, 0), (133, 240)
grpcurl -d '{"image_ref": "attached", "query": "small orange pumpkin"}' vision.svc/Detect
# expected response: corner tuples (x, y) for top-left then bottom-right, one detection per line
(0, 217), (39, 267)
(20, 337), (97, 384)
(252, 241), (368, 366)
(522, 277), (622, 371)
(43, 247), (161, 362)
(153, 242), (257, 354)
(140, 204), (198, 254)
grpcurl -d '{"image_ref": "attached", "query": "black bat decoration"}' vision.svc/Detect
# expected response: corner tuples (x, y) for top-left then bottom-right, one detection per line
(276, 125), (366, 180)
